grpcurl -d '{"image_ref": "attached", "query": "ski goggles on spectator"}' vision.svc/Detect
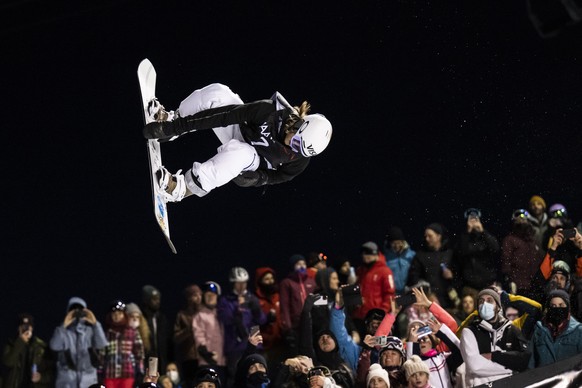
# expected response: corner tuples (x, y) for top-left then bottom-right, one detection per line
(195, 368), (220, 383)
(550, 208), (567, 219)
(512, 209), (530, 220)
(464, 208), (482, 219)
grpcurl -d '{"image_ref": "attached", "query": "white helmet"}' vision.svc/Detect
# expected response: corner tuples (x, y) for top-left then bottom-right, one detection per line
(290, 114), (332, 157)
(229, 267), (249, 282)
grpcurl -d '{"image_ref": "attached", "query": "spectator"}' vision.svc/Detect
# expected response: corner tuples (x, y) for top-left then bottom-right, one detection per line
(49, 296), (107, 388)
(500, 209), (544, 298)
(406, 317), (461, 388)
(383, 226), (416, 295)
(459, 289), (530, 387)
(272, 355), (313, 387)
(455, 292), (477, 324)
(528, 289), (582, 368)
(542, 204), (576, 262)
(193, 367), (222, 388)
(233, 331), (270, 388)
(126, 302), (150, 384)
(378, 338), (407, 388)
(366, 363), (389, 388)
(306, 252), (328, 280)
(452, 208), (500, 295)
(254, 267), (283, 367)
(193, 281), (226, 384)
(354, 242), (396, 333)
(407, 224), (455, 309)
(165, 362), (182, 388)
(174, 284), (202, 385)
(402, 355), (432, 388)
(279, 254), (317, 355)
(101, 300), (145, 388)
(141, 285), (172, 373)
(158, 375), (173, 388)
(217, 267), (266, 387)
(2, 314), (54, 388)
(527, 195), (549, 249)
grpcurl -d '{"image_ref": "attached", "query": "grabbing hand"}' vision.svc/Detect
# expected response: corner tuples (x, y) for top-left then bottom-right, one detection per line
(64, 311), (76, 328)
(409, 326), (419, 343)
(412, 287), (432, 309)
(363, 334), (376, 348)
(248, 330), (263, 347)
(309, 375), (325, 387)
(83, 309), (97, 325)
(427, 316), (442, 334)
(551, 229), (564, 250)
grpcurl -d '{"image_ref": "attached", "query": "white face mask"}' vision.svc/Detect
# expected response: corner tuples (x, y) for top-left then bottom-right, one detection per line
(129, 319), (140, 329)
(479, 302), (496, 321)
(167, 370), (179, 384)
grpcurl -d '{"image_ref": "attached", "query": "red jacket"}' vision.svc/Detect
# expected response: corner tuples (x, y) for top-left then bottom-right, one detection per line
(255, 267), (282, 350)
(354, 253), (396, 319)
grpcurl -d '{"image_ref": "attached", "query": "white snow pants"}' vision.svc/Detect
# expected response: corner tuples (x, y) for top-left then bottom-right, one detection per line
(177, 83), (260, 196)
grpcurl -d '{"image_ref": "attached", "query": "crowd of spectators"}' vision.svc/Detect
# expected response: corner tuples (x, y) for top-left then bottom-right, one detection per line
(3, 196), (582, 388)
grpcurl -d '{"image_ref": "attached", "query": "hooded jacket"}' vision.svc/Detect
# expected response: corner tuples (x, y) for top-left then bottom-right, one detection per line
(254, 267), (281, 350)
(279, 271), (317, 333)
(354, 253), (395, 319)
(529, 316), (582, 368)
(384, 242), (416, 294)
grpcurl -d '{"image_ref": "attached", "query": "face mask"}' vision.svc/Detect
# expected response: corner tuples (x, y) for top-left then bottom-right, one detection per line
(296, 267), (306, 274)
(129, 319), (139, 329)
(246, 371), (270, 387)
(167, 370), (179, 384)
(546, 307), (569, 325)
(478, 302), (496, 321)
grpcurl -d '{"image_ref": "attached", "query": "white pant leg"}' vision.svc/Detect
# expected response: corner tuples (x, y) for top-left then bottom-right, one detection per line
(185, 139), (259, 196)
(177, 83), (244, 144)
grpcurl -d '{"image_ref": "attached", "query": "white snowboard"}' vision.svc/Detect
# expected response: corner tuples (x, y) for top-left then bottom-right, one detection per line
(137, 58), (177, 254)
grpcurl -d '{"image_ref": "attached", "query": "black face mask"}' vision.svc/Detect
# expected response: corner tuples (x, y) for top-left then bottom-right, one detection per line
(247, 371), (270, 387)
(546, 307), (569, 325)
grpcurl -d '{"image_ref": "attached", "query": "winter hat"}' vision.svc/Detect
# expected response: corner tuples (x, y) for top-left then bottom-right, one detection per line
(551, 260), (571, 278)
(546, 289), (570, 309)
(386, 226), (406, 242)
(426, 223), (444, 236)
(367, 363), (390, 387)
(142, 285), (160, 301)
(308, 251), (328, 267)
(548, 203), (567, 218)
(403, 355), (430, 379)
(478, 289), (501, 308)
(125, 303), (142, 316)
(289, 254), (306, 266)
(18, 313), (34, 328)
(361, 241), (379, 255)
(67, 296), (87, 311)
(529, 195), (547, 209)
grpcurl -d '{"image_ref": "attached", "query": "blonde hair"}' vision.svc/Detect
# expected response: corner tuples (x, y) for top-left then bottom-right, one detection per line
(138, 314), (151, 353)
(283, 101), (311, 134)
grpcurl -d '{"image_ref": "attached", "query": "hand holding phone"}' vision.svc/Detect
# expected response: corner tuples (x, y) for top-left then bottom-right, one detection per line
(373, 336), (388, 346)
(395, 293), (416, 308)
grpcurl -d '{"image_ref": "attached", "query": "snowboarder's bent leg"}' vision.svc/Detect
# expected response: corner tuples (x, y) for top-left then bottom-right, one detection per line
(178, 83), (244, 145)
(184, 139), (259, 197)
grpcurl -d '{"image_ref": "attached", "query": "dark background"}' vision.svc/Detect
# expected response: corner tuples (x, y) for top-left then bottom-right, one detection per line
(1, 1), (580, 345)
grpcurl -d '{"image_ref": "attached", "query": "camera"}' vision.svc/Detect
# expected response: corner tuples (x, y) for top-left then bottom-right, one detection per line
(342, 284), (362, 307)
(373, 336), (388, 346)
(73, 309), (86, 320)
(562, 228), (576, 239)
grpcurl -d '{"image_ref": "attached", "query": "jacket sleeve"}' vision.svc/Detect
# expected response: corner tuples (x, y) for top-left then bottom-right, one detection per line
(2, 339), (25, 367)
(430, 301), (458, 333)
(329, 307), (359, 371)
(460, 328), (512, 378)
(375, 312), (395, 337)
(356, 349), (371, 387)
(539, 250), (555, 280)
(436, 324), (463, 370)
(490, 326), (531, 372)
(192, 313), (207, 348)
(381, 268), (395, 313)
(179, 100), (275, 132)
(91, 322), (108, 350)
(235, 158), (310, 187)
(49, 326), (69, 351)
(297, 302), (316, 360)
(279, 281), (292, 333)
(500, 291), (542, 339)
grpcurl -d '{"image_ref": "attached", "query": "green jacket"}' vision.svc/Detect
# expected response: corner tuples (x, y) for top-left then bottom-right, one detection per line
(2, 336), (53, 388)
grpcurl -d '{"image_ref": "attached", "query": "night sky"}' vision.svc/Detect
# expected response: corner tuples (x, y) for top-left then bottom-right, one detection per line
(1, 1), (580, 345)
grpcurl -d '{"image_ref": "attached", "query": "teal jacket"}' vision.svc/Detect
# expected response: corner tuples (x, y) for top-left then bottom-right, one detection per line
(528, 316), (582, 368)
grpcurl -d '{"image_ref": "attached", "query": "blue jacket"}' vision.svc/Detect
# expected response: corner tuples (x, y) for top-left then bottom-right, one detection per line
(384, 246), (415, 294)
(329, 307), (360, 371)
(528, 316), (582, 368)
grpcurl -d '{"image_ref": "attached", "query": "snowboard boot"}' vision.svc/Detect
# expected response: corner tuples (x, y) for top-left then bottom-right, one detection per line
(156, 166), (190, 202)
(147, 98), (175, 122)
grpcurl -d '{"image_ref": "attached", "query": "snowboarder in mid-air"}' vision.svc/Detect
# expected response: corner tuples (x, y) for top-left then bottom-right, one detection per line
(143, 83), (333, 202)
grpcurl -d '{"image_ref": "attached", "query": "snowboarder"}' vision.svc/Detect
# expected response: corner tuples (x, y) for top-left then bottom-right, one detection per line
(142, 83), (332, 201)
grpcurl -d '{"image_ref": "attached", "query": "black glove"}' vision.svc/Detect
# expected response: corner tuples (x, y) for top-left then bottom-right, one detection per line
(197, 345), (216, 364)
(232, 171), (267, 187)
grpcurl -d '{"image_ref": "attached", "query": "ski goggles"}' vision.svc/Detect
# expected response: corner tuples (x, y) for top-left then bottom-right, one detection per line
(290, 133), (303, 155)
(550, 208), (567, 218)
(512, 209), (530, 220)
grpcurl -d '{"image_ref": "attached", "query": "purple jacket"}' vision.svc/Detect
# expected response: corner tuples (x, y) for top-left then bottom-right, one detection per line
(217, 290), (266, 355)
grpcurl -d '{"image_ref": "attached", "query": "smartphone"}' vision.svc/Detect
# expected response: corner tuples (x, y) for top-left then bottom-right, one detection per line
(314, 294), (328, 306)
(395, 293), (417, 308)
(308, 368), (324, 378)
(373, 336), (388, 346)
(416, 325), (432, 339)
(249, 325), (260, 337)
(342, 284), (363, 307)
(562, 228), (576, 239)
(148, 357), (158, 376)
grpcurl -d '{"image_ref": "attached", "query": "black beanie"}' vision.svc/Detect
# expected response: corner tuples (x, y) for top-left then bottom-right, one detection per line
(386, 226), (406, 242)
(546, 289), (570, 309)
